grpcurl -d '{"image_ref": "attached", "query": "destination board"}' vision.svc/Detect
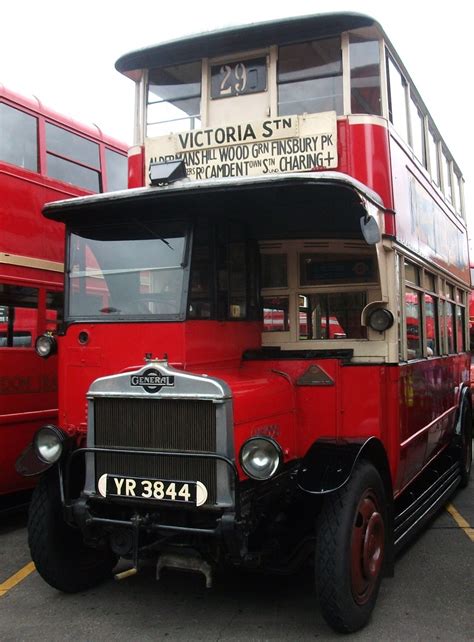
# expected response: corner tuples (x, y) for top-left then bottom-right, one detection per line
(145, 112), (338, 183)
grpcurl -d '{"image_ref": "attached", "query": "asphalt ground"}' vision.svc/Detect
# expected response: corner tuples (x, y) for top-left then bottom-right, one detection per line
(0, 483), (472, 641)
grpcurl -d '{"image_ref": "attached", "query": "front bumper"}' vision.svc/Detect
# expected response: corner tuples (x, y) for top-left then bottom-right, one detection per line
(64, 445), (241, 524)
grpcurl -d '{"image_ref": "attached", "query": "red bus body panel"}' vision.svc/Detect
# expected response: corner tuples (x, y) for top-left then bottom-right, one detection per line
(0, 86), (128, 496)
(57, 317), (470, 494)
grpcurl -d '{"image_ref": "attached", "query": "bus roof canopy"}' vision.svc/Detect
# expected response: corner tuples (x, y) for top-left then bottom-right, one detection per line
(116, 12), (377, 76)
(43, 173), (383, 242)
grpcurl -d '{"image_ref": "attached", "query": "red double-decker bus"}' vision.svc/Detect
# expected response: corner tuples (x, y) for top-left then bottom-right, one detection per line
(0, 85), (128, 504)
(21, 14), (471, 632)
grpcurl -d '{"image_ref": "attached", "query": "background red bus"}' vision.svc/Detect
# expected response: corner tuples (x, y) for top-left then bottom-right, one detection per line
(0, 85), (128, 503)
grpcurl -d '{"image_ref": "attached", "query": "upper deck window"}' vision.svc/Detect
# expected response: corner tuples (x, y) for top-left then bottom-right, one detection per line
(0, 103), (38, 172)
(147, 62), (201, 137)
(454, 172), (463, 215)
(277, 38), (343, 116)
(387, 56), (408, 143)
(427, 128), (440, 186)
(440, 149), (453, 203)
(46, 123), (101, 192)
(409, 96), (426, 167)
(349, 35), (381, 116)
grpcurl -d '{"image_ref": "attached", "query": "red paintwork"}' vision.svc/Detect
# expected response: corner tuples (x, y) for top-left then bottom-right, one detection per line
(0, 86), (128, 496)
(336, 120), (394, 210)
(397, 356), (468, 490)
(128, 146), (145, 189)
(56, 320), (469, 493)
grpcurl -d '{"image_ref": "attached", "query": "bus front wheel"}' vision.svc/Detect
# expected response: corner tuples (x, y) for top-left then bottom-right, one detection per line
(28, 469), (117, 593)
(315, 461), (387, 633)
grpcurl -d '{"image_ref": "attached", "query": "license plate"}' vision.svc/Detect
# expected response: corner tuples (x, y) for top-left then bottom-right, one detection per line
(97, 474), (208, 507)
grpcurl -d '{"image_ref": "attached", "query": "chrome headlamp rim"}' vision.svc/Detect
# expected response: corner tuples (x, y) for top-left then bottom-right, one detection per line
(33, 425), (65, 464)
(239, 436), (283, 481)
(35, 333), (57, 358)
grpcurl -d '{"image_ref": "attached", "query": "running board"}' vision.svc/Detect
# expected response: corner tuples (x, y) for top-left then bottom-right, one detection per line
(394, 461), (461, 553)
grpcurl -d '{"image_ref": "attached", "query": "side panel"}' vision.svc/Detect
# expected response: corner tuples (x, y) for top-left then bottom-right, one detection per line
(388, 133), (469, 284)
(397, 355), (469, 490)
(339, 119), (394, 210)
(340, 365), (399, 487)
(0, 350), (57, 494)
(0, 278), (60, 495)
(0, 163), (81, 264)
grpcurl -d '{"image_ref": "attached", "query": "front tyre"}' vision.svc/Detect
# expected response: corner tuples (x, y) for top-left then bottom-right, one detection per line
(315, 461), (387, 633)
(28, 469), (117, 593)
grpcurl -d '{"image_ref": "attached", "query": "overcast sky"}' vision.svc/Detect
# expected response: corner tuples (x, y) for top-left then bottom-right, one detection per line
(2, 0), (471, 223)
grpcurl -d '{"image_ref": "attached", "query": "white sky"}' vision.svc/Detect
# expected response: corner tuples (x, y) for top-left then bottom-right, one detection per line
(1, 0), (472, 226)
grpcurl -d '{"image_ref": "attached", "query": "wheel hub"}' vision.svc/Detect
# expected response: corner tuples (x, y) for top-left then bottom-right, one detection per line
(351, 491), (385, 605)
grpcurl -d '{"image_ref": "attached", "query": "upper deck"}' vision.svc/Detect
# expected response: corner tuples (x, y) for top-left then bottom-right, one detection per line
(115, 13), (469, 286)
(116, 12), (465, 219)
(0, 85), (128, 273)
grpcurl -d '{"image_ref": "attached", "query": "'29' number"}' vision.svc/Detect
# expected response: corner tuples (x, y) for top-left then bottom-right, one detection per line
(219, 62), (248, 96)
(211, 57), (266, 99)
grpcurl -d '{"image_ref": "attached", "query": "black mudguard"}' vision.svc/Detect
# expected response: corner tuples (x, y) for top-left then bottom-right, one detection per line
(16, 443), (55, 477)
(297, 437), (386, 494)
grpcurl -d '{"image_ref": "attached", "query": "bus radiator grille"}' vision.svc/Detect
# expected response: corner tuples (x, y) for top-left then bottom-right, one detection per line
(93, 398), (217, 504)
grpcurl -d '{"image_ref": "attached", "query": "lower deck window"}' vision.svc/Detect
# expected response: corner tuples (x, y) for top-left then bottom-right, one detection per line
(424, 293), (439, 356)
(263, 296), (290, 332)
(298, 292), (367, 340)
(0, 284), (38, 347)
(405, 288), (422, 359)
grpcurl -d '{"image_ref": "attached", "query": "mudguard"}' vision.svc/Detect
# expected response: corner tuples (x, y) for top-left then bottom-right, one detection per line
(297, 436), (390, 495)
(16, 442), (55, 477)
(16, 435), (73, 477)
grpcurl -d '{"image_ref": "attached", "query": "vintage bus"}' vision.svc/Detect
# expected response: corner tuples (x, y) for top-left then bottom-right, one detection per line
(20, 13), (471, 633)
(0, 85), (128, 506)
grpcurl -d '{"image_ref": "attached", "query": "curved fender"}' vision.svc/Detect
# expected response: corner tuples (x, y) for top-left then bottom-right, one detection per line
(16, 433), (73, 478)
(297, 436), (388, 494)
(16, 442), (55, 477)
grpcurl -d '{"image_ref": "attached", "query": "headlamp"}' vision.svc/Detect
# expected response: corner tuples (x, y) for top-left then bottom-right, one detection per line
(367, 308), (394, 333)
(35, 334), (57, 358)
(239, 437), (282, 481)
(34, 425), (65, 464)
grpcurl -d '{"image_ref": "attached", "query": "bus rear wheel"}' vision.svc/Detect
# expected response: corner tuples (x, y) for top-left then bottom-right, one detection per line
(28, 469), (117, 593)
(315, 461), (387, 633)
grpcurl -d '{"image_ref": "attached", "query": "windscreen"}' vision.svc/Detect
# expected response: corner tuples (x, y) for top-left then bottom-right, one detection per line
(67, 220), (188, 319)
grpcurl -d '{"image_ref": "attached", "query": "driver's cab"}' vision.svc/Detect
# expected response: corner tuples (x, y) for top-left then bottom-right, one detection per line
(261, 239), (378, 344)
